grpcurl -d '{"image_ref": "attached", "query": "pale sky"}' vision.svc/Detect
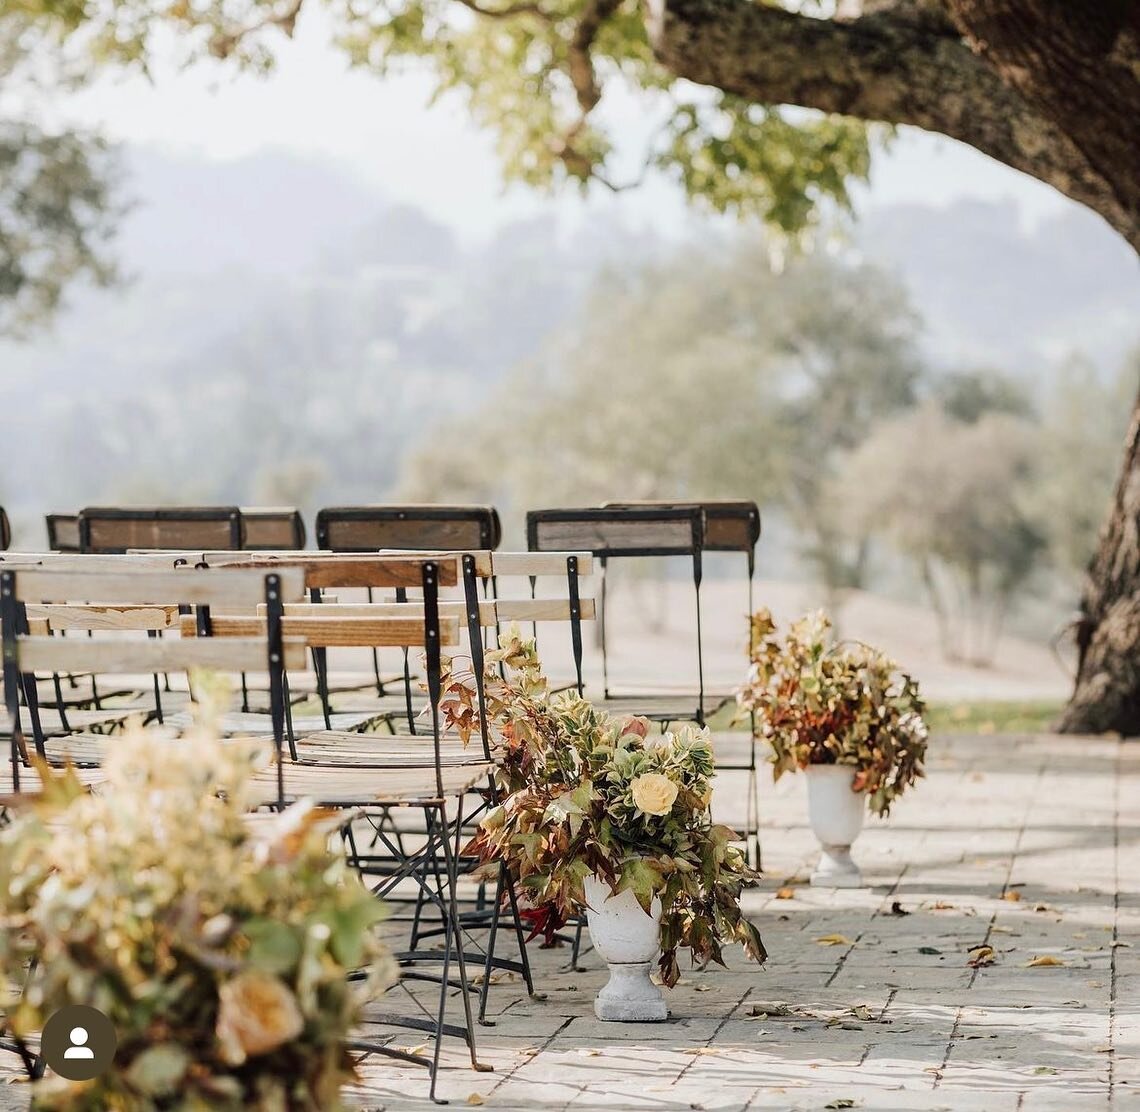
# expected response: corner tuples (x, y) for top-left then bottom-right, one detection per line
(32, 7), (1073, 244)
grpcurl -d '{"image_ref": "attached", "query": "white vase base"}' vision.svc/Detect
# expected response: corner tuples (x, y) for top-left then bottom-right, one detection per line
(594, 962), (669, 1022)
(811, 845), (865, 888)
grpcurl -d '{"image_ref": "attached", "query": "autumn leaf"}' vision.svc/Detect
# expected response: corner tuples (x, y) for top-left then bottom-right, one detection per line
(466, 1095), (486, 1106)
(967, 945), (995, 968)
(815, 934), (855, 946)
(1026, 955), (1067, 968)
(775, 887), (796, 900)
(1001, 890), (1022, 902)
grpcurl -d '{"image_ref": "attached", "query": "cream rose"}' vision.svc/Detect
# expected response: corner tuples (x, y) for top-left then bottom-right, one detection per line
(630, 773), (679, 816)
(216, 971), (304, 1063)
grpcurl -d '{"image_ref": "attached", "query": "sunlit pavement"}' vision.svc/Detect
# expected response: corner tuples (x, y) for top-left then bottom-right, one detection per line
(2, 732), (1136, 1110)
(349, 732), (1137, 1110)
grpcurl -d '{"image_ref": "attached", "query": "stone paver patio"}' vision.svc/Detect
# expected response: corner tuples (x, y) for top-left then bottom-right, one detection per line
(3, 732), (1136, 1110)
(350, 732), (1139, 1110)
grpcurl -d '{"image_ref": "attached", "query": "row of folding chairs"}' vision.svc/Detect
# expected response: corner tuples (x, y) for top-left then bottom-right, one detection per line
(0, 547), (594, 1100)
(32, 499), (763, 865)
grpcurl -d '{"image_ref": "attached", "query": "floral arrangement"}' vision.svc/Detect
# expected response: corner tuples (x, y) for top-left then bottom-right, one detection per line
(0, 691), (394, 1112)
(440, 630), (766, 988)
(736, 608), (928, 815)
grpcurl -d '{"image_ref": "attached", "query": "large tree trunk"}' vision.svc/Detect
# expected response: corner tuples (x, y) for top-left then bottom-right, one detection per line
(1057, 390), (1140, 735)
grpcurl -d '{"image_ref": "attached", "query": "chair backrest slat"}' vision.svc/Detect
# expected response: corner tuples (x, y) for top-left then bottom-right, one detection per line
(10, 567), (306, 607)
(80, 506), (243, 553)
(603, 500), (760, 554)
(180, 613), (460, 649)
(0, 507), (10, 552)
(316, 504), (501, 552)
(240, 507), (306, 551)
(25, 603), (181, 632)
(16, 635), (307, 675)
(527, 507), (704, 557)
(45, 513), (81, 553)
(208, 554), (459, 590)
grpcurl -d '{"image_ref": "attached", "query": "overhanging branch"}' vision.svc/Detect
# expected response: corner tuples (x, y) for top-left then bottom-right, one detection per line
(644, 0), (1134, 243)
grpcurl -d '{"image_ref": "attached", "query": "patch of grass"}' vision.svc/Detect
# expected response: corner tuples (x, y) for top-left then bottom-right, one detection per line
(708, 698), (1065, 735)
(923, 700), (1064, 735)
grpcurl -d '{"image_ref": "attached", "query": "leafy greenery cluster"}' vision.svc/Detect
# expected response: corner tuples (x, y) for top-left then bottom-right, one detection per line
(441, 629), (766, 987)
(736, 608), (928, 816)
(0, 697), (393, 1111)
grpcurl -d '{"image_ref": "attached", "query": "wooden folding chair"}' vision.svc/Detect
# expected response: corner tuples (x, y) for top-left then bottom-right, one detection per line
(604, 499), (764, 866)
(0, 564), (304, 796)
(316, 504), (501, 704)
(527, 505), (710, 723)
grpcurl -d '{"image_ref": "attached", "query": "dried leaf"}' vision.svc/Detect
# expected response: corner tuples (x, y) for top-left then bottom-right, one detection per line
(825, 1101), (856, 1110)
(815, 934), (855, 946)
(1001, 890), (1022, 902)
(919, 946), (942, 955)
(929, 901), (955, 910)
(466, 1095), (486, 1106)
(775, 887), (796, 900)
(1026, 955), (1066, 968)
(967, 945), (995, 968)
(890, 901), (910, 916)
(1033, 1067), (1058, 1075)
(680, 1047), (722, 1056)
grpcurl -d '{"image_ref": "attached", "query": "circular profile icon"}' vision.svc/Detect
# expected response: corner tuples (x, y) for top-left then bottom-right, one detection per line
(41, 1005), (116, 1081)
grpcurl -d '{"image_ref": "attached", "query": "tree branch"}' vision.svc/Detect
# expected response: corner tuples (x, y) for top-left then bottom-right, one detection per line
(645, 0), (1136, 246)
(945, 0), (1140, 244)
(454, 0), (552, 21)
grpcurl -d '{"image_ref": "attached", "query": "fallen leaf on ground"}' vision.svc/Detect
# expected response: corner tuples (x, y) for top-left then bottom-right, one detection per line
(466, 1095), (485, 1106)
(850, 1005), (876, 1021)
(1033, 1067), (1058, 1076)
(750, 1002), (793, 1018)
(680, 1047), (722, 1056)
(967, 945), (996, 968)
(815, 934), (855, 946)
(929, 901), (956, 910)
(890, 901), (910, 916)
(919, 947), (942, 955)
(1001, 890), (1022, 902)
(399, 1045), (427, 1057)
(1034, 904), (1051, 913)
(576, 1049), (600, 1057)
(1096, 1046), (1114, 1054)
(825, 1101), (856, 1110)
(694, 984), (712, 993)
(775, 887), (796, 900)
(1026, 955), (1067, 968)
(1111, 940), (1133, 949)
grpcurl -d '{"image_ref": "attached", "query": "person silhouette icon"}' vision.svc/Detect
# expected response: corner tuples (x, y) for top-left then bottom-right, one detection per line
(63, 1027), (95, 1060)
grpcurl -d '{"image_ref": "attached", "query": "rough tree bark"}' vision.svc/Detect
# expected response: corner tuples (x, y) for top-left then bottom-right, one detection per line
(646, 0), (1140, 732)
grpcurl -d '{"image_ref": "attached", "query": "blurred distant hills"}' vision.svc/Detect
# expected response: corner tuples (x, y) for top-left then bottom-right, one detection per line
(1, 146), (1136, 542)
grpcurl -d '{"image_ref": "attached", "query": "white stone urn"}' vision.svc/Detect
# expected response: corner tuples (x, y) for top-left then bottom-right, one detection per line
(806, 764), (867, 888)
(583, 876), (669, 1021)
